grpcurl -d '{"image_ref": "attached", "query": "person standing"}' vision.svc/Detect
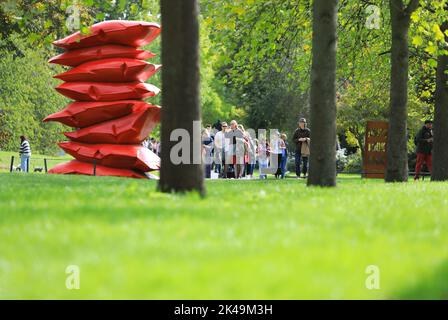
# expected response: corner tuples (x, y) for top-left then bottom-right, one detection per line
(156, 141), (161, 157)
(212, 119), (222, 134)
(292, 118), (311, 178)
(271, 131), (283, 179)
(280, 133), (289, 179)
(414, 120), (433, 180)
(246, 135), (257, 179)
(142, 138), (150, 149)
(202, 127), (213, 179)
(236, 124), (248, 179)
(149, 138), (156, 153)
(258, 136), (270, 179)
(214, 122), (228, 177)
(19, 135), (31, 173)
(224, 120), (244, 178)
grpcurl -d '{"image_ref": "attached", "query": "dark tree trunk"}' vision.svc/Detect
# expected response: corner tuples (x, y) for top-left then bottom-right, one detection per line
(385, 0), (419, 182)
(432, 21), (448, 181)
(307, 0), (339, 187)
(159, 0), (204, 194)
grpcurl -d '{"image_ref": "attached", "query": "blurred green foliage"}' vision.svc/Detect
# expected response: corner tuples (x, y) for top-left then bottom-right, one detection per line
(0, 0), (238, 153)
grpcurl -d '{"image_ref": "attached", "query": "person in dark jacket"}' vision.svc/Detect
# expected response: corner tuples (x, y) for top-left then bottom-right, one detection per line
(292, 118), (311, 178)
(414, 120), (433, 180)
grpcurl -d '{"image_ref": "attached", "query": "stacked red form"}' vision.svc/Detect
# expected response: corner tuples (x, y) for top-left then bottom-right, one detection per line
(44, 20), (161, 179)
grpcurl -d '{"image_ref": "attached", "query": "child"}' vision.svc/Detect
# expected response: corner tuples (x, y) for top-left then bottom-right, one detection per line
(258, 137), (270, 179)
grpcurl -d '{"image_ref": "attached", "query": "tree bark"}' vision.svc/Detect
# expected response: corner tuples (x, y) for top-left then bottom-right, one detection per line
(432, 21), (448, 181)
(307, 0), (339, 187)
(159, 0), (204, 194)
(385, 0), (419, 182)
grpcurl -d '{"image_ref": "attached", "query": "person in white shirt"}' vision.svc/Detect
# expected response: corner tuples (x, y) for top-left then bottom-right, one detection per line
(271, 131), (284, 178)
(214, 122), (229, 178)
(142, 138), (150, 149)
(224, 120), (244, 178)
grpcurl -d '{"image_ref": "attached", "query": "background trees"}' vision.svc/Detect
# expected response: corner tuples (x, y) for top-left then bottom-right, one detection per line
(0, 40), (68, 154)
(0, 0), (234, 154)
(1, 0), (447, 185)
(201, 0), (313, 132)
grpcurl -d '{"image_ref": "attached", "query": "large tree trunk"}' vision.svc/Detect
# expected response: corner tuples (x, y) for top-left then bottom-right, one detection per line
(307, 0), (339, 187)
(432, 21), (448, 181)
(159, 0), (204, 194)
(385, 0), (419, 182)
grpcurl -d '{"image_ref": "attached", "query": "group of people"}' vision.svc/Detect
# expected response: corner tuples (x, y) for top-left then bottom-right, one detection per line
(201, 118), (312, 179)
(142, 137), (161, 157)
(14, 118), (435, 180)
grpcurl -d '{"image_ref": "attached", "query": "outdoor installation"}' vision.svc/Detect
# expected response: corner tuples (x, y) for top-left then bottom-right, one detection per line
(44, 20), (161, 179)
(363, 120), (388, 179)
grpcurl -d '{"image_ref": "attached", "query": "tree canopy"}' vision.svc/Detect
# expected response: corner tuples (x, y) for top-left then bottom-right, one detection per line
(1, 0), (447, 163)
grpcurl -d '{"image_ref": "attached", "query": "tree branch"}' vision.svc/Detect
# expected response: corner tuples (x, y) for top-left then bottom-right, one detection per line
(378, 50), (391, 56)
(405, 0), (420, 16)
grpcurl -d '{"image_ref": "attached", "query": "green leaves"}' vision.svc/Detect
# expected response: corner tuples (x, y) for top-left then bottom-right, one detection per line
(425, 43), (438, 55)
(95, 12), (105, 21)
(0, 42), (69, 154)
(412, 35), (424, 46)
(428, 58), (438, 68)
(432, 24), (445, 41)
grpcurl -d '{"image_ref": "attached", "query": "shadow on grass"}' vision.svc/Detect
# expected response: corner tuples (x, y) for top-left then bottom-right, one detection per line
(394, 259), (448, 299)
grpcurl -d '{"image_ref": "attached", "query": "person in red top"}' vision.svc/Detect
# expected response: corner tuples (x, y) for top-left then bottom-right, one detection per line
(414, 120), (433, 180)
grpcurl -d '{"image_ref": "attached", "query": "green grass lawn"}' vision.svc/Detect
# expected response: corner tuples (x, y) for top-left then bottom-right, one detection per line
(0, 173), (447, 299)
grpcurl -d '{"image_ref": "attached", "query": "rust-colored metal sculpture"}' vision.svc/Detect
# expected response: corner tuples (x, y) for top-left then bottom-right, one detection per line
(46, 20), (161, 179)
(363, 121), (388, 179)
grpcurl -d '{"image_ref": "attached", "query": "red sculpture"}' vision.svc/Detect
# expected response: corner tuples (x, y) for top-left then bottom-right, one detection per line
(47, 20), (161, 179)
(54, 58), (161, 83)
(49, 44), (155, 67)
(50, 160), (148, 179)
(63, 105), (160, 144)
(58, 142), (160, 172)
(55, 81), (160, 101)
(43, 100), (153, 128)
(53, 21), (160, 49)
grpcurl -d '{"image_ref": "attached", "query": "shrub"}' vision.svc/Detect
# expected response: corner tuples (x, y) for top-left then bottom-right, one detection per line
(344, 152), (362, 173)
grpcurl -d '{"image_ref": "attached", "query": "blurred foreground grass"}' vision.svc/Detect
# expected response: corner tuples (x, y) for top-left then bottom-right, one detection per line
(0, 173), (447, 299)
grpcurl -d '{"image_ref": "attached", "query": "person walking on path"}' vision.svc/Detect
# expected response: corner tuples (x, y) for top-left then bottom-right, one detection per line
(414, 120), (433, 180)
(225, 120), (244, 179)
(280, 133), (289, 179)
(292, 118), (311, 178)
(258, 136), (270, 179)
(213, 122), (227, 176)
(19, 135), (31, 173)
(272, 131), (284, 179)
(202, 127), (213, 179)
(246, 135), (257, 179)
